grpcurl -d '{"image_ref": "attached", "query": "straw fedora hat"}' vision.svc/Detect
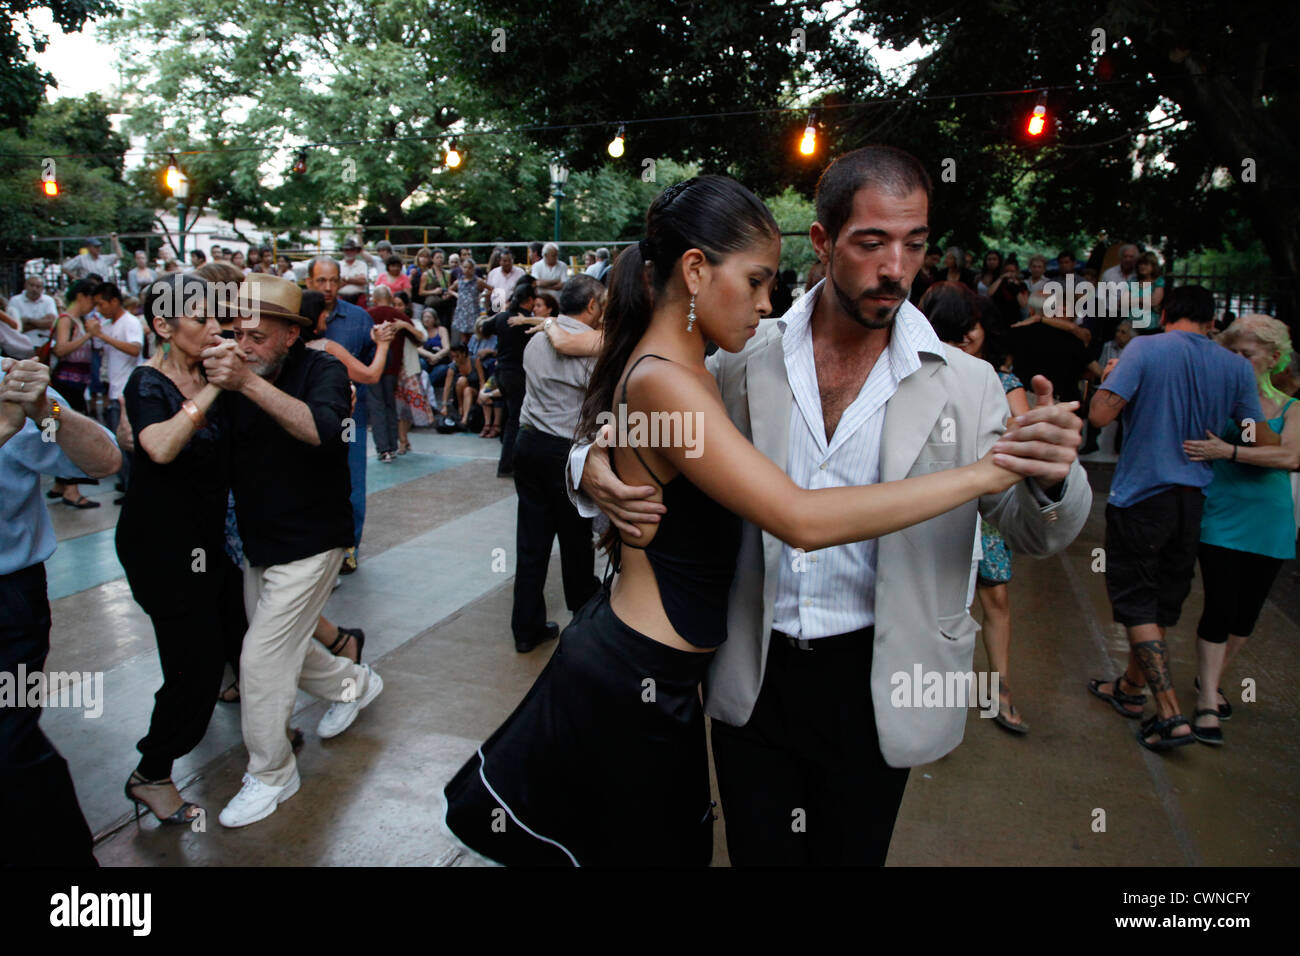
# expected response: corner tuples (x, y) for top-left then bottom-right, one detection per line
(238, 273), (307, 327)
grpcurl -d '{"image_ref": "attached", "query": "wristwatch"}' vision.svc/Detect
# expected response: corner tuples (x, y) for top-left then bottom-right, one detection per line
(544, 318), (555, 331)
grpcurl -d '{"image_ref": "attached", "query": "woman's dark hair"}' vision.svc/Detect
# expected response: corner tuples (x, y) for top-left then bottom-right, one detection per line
(973, 295), (1013, 372)
(298, 290), (328, 341)
(66, 277), (99, 305)
(535, 291), (559, 316)
(576, 176), (778, 451)
(917, 281), (1013, 372)
(385, 255), (403, 269)
(980, 249), (1003, 279)
(919, 280), (978, 344)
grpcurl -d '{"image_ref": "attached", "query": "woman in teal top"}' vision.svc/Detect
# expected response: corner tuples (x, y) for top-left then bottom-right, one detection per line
(1128, 252), (1166, 332)
(1183, 315), (1299, 746)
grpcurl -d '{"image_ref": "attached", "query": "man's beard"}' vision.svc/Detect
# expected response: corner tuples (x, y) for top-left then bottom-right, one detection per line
(828, 262), (909, 330)
(250, 351), (287, 380)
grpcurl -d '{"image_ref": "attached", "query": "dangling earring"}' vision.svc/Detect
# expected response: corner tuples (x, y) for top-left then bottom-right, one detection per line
(686, 293), (696, 333)
(162, 340), (171, 356)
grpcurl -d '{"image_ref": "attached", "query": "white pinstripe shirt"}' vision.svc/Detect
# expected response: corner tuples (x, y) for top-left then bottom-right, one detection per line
(772, 286), (946, 639)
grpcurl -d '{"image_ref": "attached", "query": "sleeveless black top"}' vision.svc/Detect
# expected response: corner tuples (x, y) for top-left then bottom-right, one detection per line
(610, 354), (742, 649)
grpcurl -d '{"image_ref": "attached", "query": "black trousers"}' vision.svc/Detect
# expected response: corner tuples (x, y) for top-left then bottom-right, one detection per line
(0, 563), (97, 867)
(496, 365), (525, 475)
(1197, 542), (1284, 643)
(133, 557), (245, 781)
(511, 425), (600, 645)
(372, 373), (400, 454)
(710, 629), (911, 866)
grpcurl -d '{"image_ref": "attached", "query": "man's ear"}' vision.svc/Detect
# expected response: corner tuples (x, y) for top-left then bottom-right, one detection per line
(284, 323), (301, 347)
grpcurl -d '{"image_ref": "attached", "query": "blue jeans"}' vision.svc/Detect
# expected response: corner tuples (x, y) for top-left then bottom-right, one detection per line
(347, 389), (369, 550)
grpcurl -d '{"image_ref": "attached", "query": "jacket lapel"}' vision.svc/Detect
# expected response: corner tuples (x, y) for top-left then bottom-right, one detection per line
(881, 355), (947, 482)
(746, 333), (793, 600)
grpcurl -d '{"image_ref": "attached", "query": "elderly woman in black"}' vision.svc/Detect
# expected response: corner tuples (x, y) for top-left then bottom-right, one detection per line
(116, 275), (234, 824)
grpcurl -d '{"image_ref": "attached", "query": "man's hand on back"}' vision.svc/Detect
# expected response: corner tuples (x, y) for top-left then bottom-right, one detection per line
(580, 422), (665, 538)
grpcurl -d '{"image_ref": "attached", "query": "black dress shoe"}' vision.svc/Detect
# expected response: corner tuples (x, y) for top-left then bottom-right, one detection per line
(515, 621), (560, 653)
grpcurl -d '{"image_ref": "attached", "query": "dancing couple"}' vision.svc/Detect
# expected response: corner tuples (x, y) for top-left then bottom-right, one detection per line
(444, 146), (1091, 866)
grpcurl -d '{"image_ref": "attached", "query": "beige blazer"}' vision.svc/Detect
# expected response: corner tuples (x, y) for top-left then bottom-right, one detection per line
(703, 318), (1092, 767)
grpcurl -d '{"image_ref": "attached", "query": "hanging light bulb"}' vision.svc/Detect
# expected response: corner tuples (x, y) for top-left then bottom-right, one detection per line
(445, 139), (462, 168)
(43, 179), (59, 197)
(1026, 92), (1049, 138)
(607, 125), (626, 158)
(164, 154), (183, 192)
(798, 112), (817, 156)
(1027, 104), (1047, 137)
(293, 149), (308, 175)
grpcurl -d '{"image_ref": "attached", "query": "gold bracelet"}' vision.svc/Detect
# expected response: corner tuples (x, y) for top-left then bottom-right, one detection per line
(182, 399), (208, 430)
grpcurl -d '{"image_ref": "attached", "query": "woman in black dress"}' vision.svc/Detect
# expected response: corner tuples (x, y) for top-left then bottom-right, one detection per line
(116, 275), (238, 824)
(443, 177), (1022, 865)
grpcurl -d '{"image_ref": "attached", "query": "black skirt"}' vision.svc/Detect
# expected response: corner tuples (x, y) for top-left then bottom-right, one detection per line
(443, 588), (715, 866)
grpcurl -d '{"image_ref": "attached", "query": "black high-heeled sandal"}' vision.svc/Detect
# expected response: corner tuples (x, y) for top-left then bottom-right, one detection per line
(124, 771), (202, 825)
(327, 626), (366, 664)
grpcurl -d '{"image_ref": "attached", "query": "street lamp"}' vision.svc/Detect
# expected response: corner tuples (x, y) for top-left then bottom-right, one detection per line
(167, 156), (191, 257)
(549, 156), (569, 244)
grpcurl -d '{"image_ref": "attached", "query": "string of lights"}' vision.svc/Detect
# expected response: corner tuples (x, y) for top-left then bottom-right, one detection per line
(15, 58), (1294, 166)
(16, 59), (1296, 200)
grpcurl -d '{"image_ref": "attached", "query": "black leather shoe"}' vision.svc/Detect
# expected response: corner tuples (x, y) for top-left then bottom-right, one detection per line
(515, 621), (559, 653)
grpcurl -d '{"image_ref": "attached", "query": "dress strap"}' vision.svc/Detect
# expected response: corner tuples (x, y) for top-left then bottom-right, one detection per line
(619, 353), (673, 488)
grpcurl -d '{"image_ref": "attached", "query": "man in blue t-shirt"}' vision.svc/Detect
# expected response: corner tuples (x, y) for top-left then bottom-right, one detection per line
(306, 257), (376, 573)
(1085, 285), (1277, 753)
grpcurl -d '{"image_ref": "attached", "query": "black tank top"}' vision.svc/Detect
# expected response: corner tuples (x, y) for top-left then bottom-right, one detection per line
(610, 354), (742, 649)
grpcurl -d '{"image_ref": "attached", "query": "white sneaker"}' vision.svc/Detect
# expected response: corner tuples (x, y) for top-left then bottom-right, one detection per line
(317, 664), (383, 739)
(218, 771), (300, 828)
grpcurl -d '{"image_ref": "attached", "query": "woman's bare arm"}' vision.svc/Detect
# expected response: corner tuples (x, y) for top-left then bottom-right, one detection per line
(137, 382), (223, 464)
(624, 360), (1018, 552)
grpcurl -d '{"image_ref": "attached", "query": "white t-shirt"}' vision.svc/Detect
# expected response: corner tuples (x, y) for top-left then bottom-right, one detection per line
(103, 313), (144, 400)
(339, 257), (369, 294)
(7, 293), (59, 348)
(487, 266), (526, 312)
(530, 259), (568, 286)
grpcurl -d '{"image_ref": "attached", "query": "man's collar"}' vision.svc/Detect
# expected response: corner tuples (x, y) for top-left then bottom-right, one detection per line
(777, 279), (947, 364)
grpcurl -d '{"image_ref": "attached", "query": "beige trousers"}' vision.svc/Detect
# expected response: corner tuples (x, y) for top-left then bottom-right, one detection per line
(240, 547), (365, 786)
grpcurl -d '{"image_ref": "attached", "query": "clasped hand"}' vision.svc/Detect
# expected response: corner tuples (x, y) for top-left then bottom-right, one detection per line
(201, 339), (250, 391)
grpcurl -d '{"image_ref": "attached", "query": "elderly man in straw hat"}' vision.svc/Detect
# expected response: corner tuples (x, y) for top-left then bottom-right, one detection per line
(201, 274), (383, 828)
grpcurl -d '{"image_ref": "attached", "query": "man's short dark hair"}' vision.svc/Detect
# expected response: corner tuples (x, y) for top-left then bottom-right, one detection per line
(1058, 250), (1076, 261)
(559, 273), (603, 316)
(815, 145), (933, 245)
(191, 249), (207, 262)
(92, 281), (122, 303)
(450, 342), (469, 356)
(1161, 284), (1215, 326)
(385, 255), (403, 268)
(529, 241), (543, 257)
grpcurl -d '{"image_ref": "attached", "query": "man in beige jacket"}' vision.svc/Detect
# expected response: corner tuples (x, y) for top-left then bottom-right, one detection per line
(571, 146), (1091, 865)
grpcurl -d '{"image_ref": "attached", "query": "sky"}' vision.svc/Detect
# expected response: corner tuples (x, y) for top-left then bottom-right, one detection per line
(28, 8), (116, 101)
